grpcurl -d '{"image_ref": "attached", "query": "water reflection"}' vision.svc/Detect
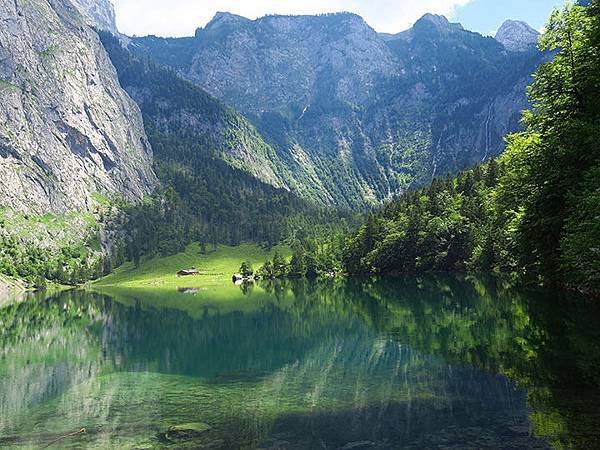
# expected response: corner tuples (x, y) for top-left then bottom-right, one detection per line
(0, 275), (599, 448)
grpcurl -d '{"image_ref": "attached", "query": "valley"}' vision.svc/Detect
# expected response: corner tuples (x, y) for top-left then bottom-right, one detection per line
(0, 1), (599, 448)
(0, 0), (556, 291)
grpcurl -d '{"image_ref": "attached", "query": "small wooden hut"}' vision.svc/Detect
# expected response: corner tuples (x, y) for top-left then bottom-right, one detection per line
(177, 268), (199, 277)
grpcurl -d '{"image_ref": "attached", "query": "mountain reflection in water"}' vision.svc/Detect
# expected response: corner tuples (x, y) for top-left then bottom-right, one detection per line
(1, 275), (599, 449)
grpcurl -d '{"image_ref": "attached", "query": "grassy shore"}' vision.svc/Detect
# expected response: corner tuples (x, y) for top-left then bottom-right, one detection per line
(89, 243), (291, 317)
(94, 242), (290, 288)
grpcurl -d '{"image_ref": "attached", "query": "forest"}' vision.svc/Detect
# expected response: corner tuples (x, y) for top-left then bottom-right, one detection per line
(341, 2), (600, 292)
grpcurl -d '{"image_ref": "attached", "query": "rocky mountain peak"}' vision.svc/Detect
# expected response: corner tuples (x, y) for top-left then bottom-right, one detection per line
(132, 10), (545, 208)
(414, 13), (464, 33)
(69, 0), (117, 33)
(203, 11), (251, 31)
(185, 11), (396, 114)
(495, 20), (539, 52)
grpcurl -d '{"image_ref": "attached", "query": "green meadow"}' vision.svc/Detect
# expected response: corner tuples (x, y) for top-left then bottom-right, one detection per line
(95, 242), (290, 287)
(90, 243), (291, 316)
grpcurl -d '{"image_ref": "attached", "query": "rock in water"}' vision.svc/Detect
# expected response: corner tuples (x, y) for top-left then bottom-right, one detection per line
(0, 0), (156, 214)
(163, 423), (212, 443)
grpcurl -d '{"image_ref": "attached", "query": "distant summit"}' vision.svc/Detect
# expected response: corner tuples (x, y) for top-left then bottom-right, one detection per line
(383, 13), (464, 41)
(206, 11), (250, 27)
(495, 20), (539, 52)
(415, 13), (464, 32)
(196, 12), (252, 38)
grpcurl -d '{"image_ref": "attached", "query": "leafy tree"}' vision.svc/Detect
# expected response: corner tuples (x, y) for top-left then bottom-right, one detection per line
(258, 260), (275, 279)
(239, 261), (254, 277)
(497, 1), (600, 287)
(342, 1), (600, 293)
(288, 247), (307, 278)
(272, 252), (288, 278)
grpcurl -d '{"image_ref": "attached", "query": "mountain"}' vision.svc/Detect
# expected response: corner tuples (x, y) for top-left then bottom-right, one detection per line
(99, 31), (336, 249)
(0, 0), (155, 215)
(495, 20), (540, 52)
(132, 12), (545, 207)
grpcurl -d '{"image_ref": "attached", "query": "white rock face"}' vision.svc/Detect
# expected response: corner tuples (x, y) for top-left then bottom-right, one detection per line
(0, 0), (156, 214)
(495, 20), (540, 52)
(70, 0), (117, 32)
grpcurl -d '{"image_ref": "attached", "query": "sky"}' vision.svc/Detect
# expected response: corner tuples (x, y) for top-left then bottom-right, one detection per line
(112, 0), (568, 38)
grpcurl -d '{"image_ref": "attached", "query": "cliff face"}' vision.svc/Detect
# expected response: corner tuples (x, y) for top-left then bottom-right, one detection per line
(69, 0), (117, 32)
(187, 12), (398, 115)
(100, 31), (291, 191)
(0, 0), (156, 214)
(133, 12), (545, 207)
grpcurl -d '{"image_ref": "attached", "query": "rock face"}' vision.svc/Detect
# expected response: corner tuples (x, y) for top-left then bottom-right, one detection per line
(133, 12), (544, 207)
(495, 20), (540, 52)
(0, 0), (156, 214)
(188, 12), (397, 115)
(70, 0), (117, 32)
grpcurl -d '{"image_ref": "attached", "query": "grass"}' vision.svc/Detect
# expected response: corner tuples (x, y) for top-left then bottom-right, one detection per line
(0, 209), (98, 248)
(94, 242), (290, 288)
(91, 192), (111, 206)
(90, 242), (292, 318)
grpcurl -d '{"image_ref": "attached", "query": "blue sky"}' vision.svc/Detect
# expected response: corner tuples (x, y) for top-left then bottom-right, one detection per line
(453, 0), (566, 34)
(113, 0), (570, 38)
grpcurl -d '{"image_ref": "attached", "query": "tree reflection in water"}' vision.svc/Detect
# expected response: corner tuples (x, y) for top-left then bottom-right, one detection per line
(0, 275), (598, 448)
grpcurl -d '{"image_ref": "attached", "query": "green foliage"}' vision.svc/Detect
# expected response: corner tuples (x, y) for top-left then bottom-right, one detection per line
(498, 1), (600, 289)
(288, 246), (307, 278)
(239, 261), (254, 277)
(560, 167), (600, 289)
(272, 252), (288, 278)
(343, 164), (500, 275)
(254, 223), (348, 280)
(343, 1), (600, 292)
(0, 211), (108, 286)
(258, 260), (275, 279)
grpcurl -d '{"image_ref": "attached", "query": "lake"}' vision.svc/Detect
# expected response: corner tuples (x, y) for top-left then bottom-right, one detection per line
(1, 275), (599, 449)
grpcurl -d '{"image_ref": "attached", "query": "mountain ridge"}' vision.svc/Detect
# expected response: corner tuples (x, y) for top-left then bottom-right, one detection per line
(131, 10), (544, 207)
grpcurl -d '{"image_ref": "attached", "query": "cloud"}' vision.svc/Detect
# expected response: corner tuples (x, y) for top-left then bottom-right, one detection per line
(112, 0), (474, 37)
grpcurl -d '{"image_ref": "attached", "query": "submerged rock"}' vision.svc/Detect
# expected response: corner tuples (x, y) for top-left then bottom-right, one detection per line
(340, 441), (375, 450)
(161, 422), (212, 443)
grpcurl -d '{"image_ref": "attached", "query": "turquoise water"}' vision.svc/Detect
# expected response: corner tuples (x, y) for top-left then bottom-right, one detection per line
(1, 275), (599, 449)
